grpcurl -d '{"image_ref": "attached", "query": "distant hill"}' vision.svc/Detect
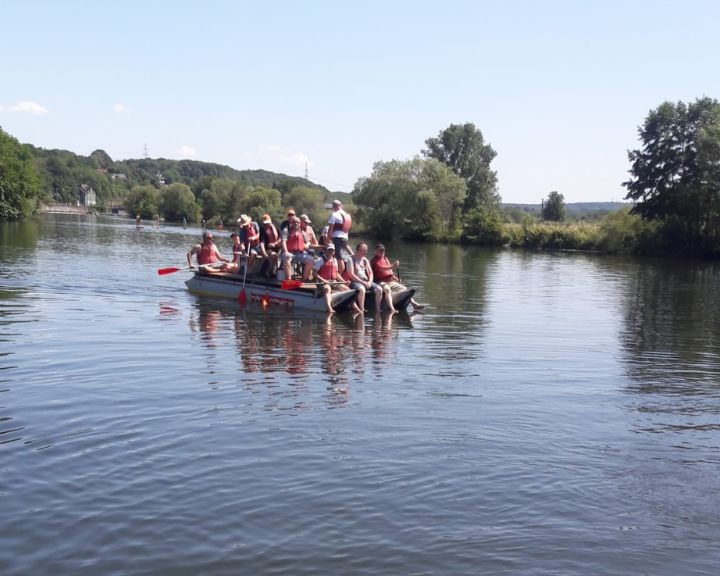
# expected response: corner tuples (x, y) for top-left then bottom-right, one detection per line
(24, 144), (329, 205)
(503, 201), (629, 214)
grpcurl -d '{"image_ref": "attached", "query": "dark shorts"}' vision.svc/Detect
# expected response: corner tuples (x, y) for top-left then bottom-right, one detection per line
(332, 237), (348, 258)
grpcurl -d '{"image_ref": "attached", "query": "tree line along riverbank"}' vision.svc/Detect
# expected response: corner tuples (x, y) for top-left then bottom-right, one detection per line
(3, 96), (720, 258)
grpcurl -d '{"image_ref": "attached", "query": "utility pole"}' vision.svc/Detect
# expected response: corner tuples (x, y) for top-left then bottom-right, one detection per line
(143, 144), (149, 158)
(305, 161), (308, 179)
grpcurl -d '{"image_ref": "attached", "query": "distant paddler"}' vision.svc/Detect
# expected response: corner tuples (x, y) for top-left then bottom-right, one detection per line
(187, 231), (231, 272)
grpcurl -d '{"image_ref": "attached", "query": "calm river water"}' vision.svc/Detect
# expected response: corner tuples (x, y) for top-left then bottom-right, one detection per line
(2, 213), (720, 575)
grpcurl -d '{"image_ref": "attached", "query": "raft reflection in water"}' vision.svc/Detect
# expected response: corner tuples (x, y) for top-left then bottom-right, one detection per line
(189, 302), (416, 404)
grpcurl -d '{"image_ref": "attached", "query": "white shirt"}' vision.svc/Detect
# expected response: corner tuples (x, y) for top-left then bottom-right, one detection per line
(327, 209), (348, 239)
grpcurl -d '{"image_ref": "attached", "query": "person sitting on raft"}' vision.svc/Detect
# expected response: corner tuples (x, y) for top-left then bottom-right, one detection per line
(280, 216), (315, 281)
(370, 243), (424, 309)
(299, 214), (318, 248)
(187, 232), (231, 272)
(349, 242), (396, 313)
(228, 232), (243, 273)
(313, 244), (361, 314)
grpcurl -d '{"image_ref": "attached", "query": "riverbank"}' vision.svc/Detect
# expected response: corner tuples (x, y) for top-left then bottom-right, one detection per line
(40, 203), (94, 215)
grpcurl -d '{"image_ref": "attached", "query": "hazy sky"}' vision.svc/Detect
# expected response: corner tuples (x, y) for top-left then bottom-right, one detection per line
(2, 0), (719, 203)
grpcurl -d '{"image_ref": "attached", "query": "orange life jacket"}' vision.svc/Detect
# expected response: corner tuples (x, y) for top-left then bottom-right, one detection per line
(198, 244), (218, 265)
(286, 229), (306, 252)
(317, 256), (338, 281)
(263, 223), (279, 246)
(332, 209), (352, 234)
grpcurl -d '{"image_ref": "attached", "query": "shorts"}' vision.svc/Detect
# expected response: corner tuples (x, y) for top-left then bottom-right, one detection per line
(332, 236), (349, 258)
(380, 280), (405, 293)
(283, 251), (314, 264)
(351, 281), (382, 292)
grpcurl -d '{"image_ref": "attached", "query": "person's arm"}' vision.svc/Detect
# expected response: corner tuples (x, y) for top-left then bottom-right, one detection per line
(364, 258), (374, 286)
(213, 244), (230, 263)
(187, 245), (199, 268)
(280, 229), (289, 253)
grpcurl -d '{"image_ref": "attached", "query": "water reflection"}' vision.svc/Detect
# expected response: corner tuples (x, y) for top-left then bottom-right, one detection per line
(188, 300), (415, 409)
(615, 258), (720, 434)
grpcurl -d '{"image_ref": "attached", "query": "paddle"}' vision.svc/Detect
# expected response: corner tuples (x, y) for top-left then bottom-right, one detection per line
(238, 243), (250, 306)
(158, 266), (185, 276)
(281, 279), (304, 290)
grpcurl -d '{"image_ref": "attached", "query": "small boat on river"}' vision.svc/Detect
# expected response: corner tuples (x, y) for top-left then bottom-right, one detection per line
(185, 270), (415, 313)
(186, 271), (356, 312)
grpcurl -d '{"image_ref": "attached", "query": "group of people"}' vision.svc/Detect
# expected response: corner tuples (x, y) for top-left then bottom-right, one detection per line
(186, 200), (423, 313)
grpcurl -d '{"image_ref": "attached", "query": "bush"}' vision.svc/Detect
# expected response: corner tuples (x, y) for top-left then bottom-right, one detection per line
(461, 207), (505, 246)
(506, 221), (598, 250)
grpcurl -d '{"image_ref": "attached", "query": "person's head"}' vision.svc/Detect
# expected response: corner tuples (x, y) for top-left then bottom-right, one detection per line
(287, 208), (296, 218)
(375, 243), (385, 255)
(238, 214), (251, 227)
(356, 242), (368, 256)
(290, 216), (300, 228)
(261, 214), (272, 226)
(324, 244), (336, 258)
(203, 232), (214, 245)
(332, 199), (342, 211)
(300, 214), (311, 226)
(230, 232), (240, 245)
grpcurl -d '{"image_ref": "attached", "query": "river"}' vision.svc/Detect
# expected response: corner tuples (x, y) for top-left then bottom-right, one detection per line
(2, 213), (719, 575)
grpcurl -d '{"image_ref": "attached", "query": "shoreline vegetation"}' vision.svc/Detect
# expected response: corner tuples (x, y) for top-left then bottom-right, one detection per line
(3, 96), (720, 259)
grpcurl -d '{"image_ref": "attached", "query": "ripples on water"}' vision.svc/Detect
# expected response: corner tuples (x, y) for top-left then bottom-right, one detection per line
(1, 215), (720, 575)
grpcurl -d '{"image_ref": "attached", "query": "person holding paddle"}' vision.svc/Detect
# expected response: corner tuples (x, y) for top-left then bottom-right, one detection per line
(187, 232), (230, 272)
(237, 214), (261, 272)
(370, 244), (424, 310)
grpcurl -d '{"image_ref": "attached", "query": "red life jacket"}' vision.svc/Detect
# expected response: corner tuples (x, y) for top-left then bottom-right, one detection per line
(243, 223), (260, 247)
(317, 256), (338, 281)
(198, 244), (218, 265)
(263, 223), (279, 246)
(332, 209), (352, 234)
(286, 229), (306, 252)
(341, 262), (351, 283)
(371, 255), (393, 282)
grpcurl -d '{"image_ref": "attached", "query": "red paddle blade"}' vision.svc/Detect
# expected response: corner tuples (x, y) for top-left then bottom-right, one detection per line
(238, 289), (247, 306)
(281, 280), (303, 290)
(158, 266), (182, 276)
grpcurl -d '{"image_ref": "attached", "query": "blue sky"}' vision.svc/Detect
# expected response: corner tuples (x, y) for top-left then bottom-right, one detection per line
(2, 0), (719, 203)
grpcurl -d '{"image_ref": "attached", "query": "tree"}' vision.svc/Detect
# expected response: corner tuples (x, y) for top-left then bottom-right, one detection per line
(89, 149), (114, 170)
(542, 191), (565, 221)
(0, 127), (42, 219)
(423, 123), (500, 211)
(159, 183), (201, 222)
(124, 185), (159, 219)
(282, 185), (326, 225)
(352, 157), (466, 240)
(624, 97), (720, 254)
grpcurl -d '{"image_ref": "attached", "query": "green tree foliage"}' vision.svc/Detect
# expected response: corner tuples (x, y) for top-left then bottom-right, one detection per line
(624, 97), (720, 255)
(89, 149), (114, 170)
(352, 157), (466, 241)
(423, 123), (500, 211)
(461, 206), (505, 245)
(282, 185), (326, 224)
(0, 127), (42, 219)
(234, 186), (282, 223)
(125, 185), (159, 219)
(542, 191), (566, 221)
(159, 183), (201, 222)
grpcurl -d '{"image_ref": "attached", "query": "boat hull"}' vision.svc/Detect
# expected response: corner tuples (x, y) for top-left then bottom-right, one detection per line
(185, 273), (358, 312)
(364, 287), (416, 312)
